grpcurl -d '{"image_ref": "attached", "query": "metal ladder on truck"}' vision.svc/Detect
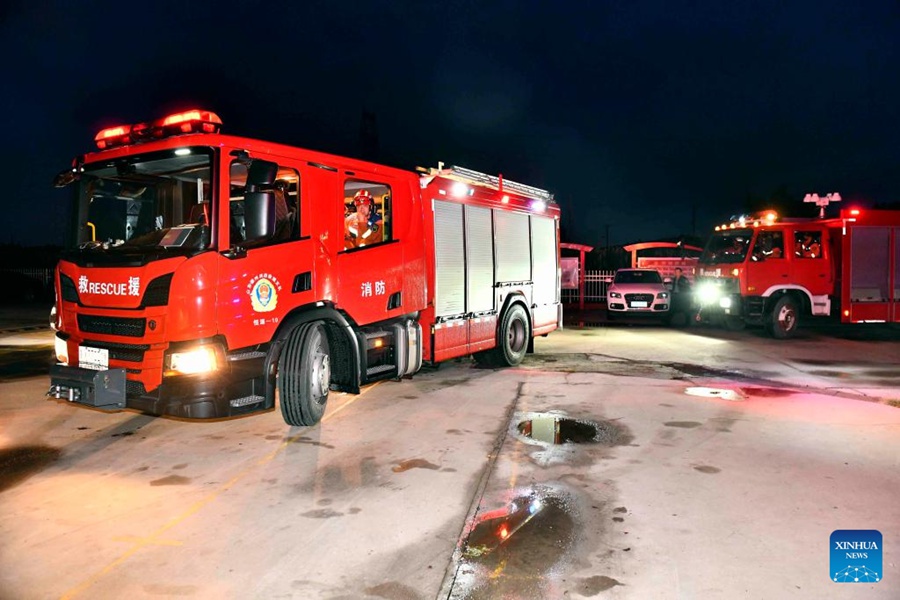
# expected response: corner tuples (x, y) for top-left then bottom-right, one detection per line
(419, 163), (555, 203)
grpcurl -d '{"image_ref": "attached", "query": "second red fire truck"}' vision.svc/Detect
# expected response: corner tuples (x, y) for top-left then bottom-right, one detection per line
(48, 109), (561, 425)
(694, 205), (900, 338)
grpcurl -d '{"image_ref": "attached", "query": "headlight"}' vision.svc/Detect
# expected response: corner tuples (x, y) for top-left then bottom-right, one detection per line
(165, 345), (221, 376)
(656, 292), (669, 299)
(697, 283), (722, 305)
(55, 335), (69, 364)
(719, 296), (733, 309)
(609, 291), (622, 299)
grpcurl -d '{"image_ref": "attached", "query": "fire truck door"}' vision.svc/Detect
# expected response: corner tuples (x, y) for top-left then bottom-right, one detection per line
(218, 160), (314, 349)
(789, 227), (832, 296)
(747, 229), (789, 294)
(336, 178), (405, 326)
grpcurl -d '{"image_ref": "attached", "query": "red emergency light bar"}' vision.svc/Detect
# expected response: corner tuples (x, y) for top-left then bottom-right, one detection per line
(93, 109), (223, 149)
(715, 210), (778, 231)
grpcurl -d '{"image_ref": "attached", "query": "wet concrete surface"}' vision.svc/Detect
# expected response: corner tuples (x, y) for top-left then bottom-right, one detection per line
(1, 322), (899, 598)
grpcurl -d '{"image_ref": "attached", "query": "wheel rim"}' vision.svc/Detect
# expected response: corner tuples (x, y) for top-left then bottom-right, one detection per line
(777, 304), (796, 331)
(509, 317), (527, 352)
(310, 344), (330, 406)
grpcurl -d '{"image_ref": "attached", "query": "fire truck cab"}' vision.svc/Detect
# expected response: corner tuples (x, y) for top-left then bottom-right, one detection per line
(694, 208), (900, 338)
(48, 110), (561, 425)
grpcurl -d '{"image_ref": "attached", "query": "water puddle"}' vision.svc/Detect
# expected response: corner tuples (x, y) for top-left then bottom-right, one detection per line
(452, 484), (580, 599)
(515, 415), (629, 446)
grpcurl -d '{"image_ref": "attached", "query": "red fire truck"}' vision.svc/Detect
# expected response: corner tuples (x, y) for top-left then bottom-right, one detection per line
(693, 207), (900, 338)
(48, 109), (561, 425)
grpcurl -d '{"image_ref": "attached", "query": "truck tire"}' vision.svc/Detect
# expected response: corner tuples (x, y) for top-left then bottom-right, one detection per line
(278, 322), (331, 426)
(481, 303), (530, 367)
(767, 296), (799, 339)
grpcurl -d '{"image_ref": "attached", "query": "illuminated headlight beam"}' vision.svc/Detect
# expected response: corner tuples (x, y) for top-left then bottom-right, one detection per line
(696, 283), (722, 305)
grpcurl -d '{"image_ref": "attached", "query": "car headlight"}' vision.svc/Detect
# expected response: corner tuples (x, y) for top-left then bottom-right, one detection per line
(609, 291), (622, 299)
(656, 292), (669, 299)
(165, 344), (222, 376)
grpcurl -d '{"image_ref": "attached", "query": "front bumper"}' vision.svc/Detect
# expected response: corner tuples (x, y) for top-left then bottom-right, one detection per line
(48, 351), (272, 419)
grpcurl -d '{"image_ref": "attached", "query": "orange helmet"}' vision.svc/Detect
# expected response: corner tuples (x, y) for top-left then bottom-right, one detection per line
(353, 189), (374, 207)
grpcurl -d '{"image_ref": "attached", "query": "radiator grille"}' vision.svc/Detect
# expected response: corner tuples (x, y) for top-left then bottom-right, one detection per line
(142, 273), (173, 307)
(78, 314), (146, 337)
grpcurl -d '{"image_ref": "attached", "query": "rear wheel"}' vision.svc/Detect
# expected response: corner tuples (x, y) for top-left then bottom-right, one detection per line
(278, 322), (331, 426)
(767, 296), (799, 339)
(475, 304), (530, 367)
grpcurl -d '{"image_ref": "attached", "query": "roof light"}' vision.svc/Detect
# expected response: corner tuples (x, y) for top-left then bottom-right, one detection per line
(850, 209), (860, 216)
(451, 182), (469, 198)
(161, 109), (223, 133)
(501, 194), (510, 204)
(532, 199), (547, 212)
(94, 124), (132, 149)
(93, 109), (223, 149)
(174, 148), (191, 156)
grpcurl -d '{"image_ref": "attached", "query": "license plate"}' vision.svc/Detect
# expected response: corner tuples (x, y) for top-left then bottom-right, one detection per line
(631, 301), (648, 308)
(79, 346), (109, 371)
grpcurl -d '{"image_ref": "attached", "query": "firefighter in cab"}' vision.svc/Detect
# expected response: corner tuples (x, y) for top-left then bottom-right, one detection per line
(345, 189), (383, 248)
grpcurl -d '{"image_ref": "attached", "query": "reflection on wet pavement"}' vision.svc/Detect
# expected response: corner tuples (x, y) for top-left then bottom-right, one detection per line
(516, 417), (599, 444)
(452, 485), (580, 600)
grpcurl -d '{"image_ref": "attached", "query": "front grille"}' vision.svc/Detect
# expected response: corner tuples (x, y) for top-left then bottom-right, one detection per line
(142, 273), (173, 307)
(625, 293), (654, 304)
(81, 340), (149, 362)
(78, 314), (146, 337)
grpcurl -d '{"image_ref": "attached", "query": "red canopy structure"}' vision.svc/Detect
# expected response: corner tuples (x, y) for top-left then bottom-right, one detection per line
(560, 243), (594, 310)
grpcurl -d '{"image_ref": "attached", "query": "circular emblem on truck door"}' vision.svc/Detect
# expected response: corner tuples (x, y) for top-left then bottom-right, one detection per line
(249, 277), (279, 313)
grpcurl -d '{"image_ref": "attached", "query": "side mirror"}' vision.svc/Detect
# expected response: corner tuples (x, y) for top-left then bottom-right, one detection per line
(243, 191), (275, 243)
(53, 169), (79, 188)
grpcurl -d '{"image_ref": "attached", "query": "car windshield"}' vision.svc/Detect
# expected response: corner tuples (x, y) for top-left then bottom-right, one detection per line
(69, 148), (214, 255)
(699, 229), (753, 265)
(615, 270), (662, 284)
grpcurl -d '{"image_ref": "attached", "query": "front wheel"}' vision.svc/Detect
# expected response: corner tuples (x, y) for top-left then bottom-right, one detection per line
(278, 322), (331, 426)
(767, 296), (799, 339)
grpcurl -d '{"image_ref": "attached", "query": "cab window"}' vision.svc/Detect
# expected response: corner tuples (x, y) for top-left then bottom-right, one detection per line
(343, 180), (392, 250)
(794, 230), (823, 259)
(229, 161), (300, 247)
(753, 230), (785, 260)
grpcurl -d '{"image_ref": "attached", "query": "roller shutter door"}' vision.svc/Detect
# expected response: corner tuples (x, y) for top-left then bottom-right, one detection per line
(531, 215), (558, 305)
(433, 200), (465, 317)
(494, 211), (531, 283)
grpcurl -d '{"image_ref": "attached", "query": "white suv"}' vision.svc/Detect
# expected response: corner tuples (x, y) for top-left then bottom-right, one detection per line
(606, 269), (670, 319)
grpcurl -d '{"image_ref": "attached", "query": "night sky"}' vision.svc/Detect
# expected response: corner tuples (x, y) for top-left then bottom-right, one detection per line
(4, 0), (899, 249)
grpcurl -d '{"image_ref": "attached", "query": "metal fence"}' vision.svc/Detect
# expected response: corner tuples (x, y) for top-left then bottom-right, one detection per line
(561, 269), (615, 304)
(9, 267), (54, 287)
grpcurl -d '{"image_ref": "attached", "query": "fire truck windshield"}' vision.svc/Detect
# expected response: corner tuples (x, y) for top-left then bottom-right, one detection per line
(699, 229), (753, 265)
(69, 148), (214, 255)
